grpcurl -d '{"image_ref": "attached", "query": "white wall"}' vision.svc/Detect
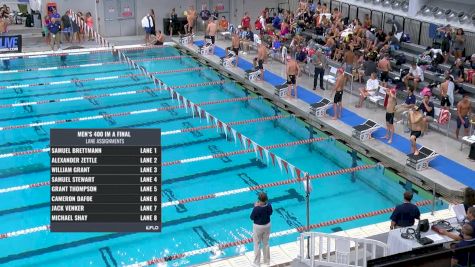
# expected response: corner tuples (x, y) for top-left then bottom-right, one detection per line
(40, 0), (286, 36)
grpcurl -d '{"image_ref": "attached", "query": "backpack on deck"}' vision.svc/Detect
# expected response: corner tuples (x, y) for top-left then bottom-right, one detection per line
(437, 109), (450, 125)
(395, 54), (406, 65)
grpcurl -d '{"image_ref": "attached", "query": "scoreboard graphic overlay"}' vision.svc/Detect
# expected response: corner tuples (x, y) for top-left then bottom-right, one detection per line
(50, 129), (161, 232)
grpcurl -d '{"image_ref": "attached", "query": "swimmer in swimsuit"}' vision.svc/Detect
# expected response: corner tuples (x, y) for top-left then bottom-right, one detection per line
(286, 56), (300, 98)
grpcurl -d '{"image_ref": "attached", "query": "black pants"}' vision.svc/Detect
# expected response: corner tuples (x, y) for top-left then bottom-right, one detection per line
(470, 143), (475, 160)
(314, 67), (325, 89)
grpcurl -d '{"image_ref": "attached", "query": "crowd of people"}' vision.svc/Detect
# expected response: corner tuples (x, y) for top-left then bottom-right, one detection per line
(43, 7), (94, 50)
(172, 0), (472, 155)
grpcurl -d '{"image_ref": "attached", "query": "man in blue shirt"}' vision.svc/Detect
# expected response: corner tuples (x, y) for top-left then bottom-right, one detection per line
(250, 192), (272, 266)
(439, 207), (475, 241)
(395, 87), (416, 123)
(48, 7), (61, 51)
(272, 13), (281, 30)
(390, 191), (420, 229)
(452, 224), (475, 267)
(418, 94), (435, 134)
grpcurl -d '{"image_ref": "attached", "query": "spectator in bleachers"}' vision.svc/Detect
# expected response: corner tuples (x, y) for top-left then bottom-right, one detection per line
(450, 59), (465, 94)
(453, 28), (465, 60)
(363, 56), (377, 78)
(456, 94), (472, 139)
(403, 62), (424, 91)
(378, 55), (391, 87)
(272, 12), (281, 30)
(437, 25), (452, 63)
(363, 14), (372, 30)
(384, 88), (397, 144)
(280, 20), (290, 38)
(356, 72), (379, 108)
(218, 16), (228, 32)
(241, 12), (251, 30)
(395, 86), (416, 123)
(418, 94), (434, 135)
(343, 45), (356, 75)
(375, 28), (387, 46)
(388, 32), (400, 51)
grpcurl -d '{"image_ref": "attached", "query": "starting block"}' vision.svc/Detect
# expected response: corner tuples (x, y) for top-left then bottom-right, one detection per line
(406, 147), (438, 171)
(309, 98), (332, 117)
(198, 42), (214, 55)
(179, 34), (194, 45)
(221, 50), (236, 68)
(274, 84), (288, 98)
(352, 120), (381, 141)
(245, 69), (260, 82)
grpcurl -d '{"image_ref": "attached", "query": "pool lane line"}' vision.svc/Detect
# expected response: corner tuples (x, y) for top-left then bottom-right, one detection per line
(0, 67), (208, 91)
(0, 199), (432, 255)
(0, 164), (373, 239)
(163, 137), (325, 166)
(127, 200), (434, 267)
(0, 56), (190, 74)
(0, 71), (210, 109)
(0, 115), (289, 166)
(0, 49), (109, 60)
(0, 93), (248, 132)
(161, 164), (376, 207)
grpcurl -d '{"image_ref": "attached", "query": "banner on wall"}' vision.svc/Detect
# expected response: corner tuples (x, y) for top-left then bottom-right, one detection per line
(0, 35), (22, 53)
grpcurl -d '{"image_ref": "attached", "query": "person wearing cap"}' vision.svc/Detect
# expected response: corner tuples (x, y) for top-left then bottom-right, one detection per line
(456, 94), (472, 139)
(312, 49), (326, 90)
(356, 72), (379, 108)
(418, 94), (434, 135)
(408, 106), (424, 155)
(332, 68), (345, 120)
(250, 192), (273, 266)
(286, 56), (300, 98)
(403, 62), (424, 91)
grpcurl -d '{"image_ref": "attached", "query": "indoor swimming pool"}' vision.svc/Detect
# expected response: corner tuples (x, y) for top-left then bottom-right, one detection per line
(0, 46), (445, 266)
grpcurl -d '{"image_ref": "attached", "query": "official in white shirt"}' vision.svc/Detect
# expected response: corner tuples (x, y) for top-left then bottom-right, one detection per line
(356, 72), (379, 108)
(142, 13), (154, 44)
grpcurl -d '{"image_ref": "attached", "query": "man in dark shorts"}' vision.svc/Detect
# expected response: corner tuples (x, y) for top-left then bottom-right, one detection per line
(286, 55), (300, 98)
(408, 107), (424, 155)
(390, 191), (420, 229)
(378, 55), (391, 86)
(456, 94), (472, 139)
(256, 43), (267, 81)
(440, 76), (453, 108)
(332, 68), (345, 120)
(384, 88), (396, 144)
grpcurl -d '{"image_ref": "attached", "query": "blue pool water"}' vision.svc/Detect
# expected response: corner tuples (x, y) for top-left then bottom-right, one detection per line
(0, 47), (445, 266)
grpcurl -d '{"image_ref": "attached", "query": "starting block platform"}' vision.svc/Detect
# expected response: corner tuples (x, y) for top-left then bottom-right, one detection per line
(406, 147), (438, 171)
(179, 34), (194, 45)
(352, 120), (381, 141)
(309, 98), (332, 117)
(274, 84), (288, 98)
(245, 69), (260, 82)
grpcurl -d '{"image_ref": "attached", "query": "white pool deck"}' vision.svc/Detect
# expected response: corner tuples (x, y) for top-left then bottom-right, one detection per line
(192, 208), (455, 267)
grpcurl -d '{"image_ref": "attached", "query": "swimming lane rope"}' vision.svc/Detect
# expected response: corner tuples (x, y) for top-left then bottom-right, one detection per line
(0, 94), (249, 132)
(125, 200), (433, 267)
(0, 164), (383, 239)
(0, 67), (211, 91)
(0, 56), (190, 74)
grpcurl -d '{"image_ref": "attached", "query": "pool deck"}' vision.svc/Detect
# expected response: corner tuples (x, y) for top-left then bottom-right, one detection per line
(192, 208), (455, 267)
(173, 35), (471, 199)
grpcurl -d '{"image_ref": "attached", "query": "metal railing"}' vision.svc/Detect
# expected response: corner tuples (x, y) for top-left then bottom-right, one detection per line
(298, 232), (389, 267)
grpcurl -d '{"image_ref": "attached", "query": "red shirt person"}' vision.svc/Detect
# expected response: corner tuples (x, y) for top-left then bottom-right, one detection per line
(241, 12), (251, 30)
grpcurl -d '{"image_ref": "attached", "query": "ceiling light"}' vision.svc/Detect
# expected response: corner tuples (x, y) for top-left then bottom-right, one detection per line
(382, 0), (391, 7)
(392, 0), (401, 9)
(420, 5), (432, 16)
(446, 10), (457, 21)
(401, 1), (409, 12)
